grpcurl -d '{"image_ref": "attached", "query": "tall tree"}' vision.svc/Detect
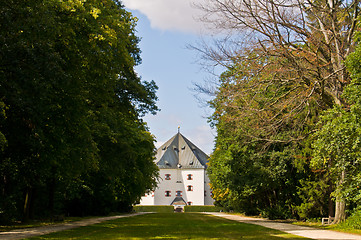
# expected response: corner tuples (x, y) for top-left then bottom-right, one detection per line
(311, 26), (361, 223)
(197, 0), (359, 108)
(207, 54), (318, 218)
(196, 0), (360, 221)
(0, 0), (158, 221)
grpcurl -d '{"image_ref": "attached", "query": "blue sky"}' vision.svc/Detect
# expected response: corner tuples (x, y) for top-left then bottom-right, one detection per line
(122, 1), (217, 154)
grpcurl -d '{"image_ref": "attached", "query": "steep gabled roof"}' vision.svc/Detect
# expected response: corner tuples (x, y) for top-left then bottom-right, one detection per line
(170, 196), (187, 206)
(155, 132), (209, 169)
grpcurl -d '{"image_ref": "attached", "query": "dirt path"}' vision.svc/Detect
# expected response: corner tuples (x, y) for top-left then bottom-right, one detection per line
(205, 212), (361, 240)
(0, 212), (149, 240)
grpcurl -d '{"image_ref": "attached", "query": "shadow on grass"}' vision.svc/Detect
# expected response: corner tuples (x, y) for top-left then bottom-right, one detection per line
(28, 213), (309, 239)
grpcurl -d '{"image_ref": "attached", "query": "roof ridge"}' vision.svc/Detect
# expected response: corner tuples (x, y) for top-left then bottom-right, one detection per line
(155, 132), (209, 169)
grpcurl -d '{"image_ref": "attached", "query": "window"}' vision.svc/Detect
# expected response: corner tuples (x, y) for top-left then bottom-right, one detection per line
(176, 191), (182, 197)
(165, 174), (171, 180)
(165, 191), (171, 197)
(204, 191), (207, 197)
(187, 174), (193, 180)
(187, 185), (193, 191)
(187, 202), (192, 206)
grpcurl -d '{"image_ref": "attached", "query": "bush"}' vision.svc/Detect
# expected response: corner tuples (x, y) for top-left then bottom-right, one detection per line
(184, 205), (222, 212)
(133, 205), (174, 213)
(339, 209), (361, 230)
(260, 205), (291, 220)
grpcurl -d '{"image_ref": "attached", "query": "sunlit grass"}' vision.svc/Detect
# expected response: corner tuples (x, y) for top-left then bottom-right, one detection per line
(291, 219), (361, 235)
(27, 213), (309, 239)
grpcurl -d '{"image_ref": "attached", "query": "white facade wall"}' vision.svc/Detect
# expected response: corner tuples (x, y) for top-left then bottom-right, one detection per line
(139, 168), (214, 206)
(154, 169), (179, 205)
(181, 169), (204, 205)
(204, 173), (214, 205)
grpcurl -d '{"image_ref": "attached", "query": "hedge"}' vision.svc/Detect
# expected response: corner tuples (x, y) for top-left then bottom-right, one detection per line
(133, 205), (174, 213)
(184, 205), (222, 212)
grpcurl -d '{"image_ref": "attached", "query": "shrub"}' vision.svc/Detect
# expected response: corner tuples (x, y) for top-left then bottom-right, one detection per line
(339, 209), (361, 230)
(184, 205), (222, 212)
(133, 205), (174, 213)
(260, 205), (291, 220)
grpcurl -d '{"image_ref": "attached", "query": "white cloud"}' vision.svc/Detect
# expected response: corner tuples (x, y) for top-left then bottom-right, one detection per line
(122, 0), (208, 34)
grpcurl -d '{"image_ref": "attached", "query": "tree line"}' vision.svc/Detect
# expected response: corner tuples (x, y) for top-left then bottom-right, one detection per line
(0, 0), (159, 223)
(195, 0), (361, 223)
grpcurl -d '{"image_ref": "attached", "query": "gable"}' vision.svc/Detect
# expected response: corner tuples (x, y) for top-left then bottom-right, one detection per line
(155, 132), (209, 169)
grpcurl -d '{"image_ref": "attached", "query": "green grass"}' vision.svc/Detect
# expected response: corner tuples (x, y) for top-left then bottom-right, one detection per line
(133, 205), (174, 213)
(291, 220), (361, 236)
(27, 213), (309, 239)
(184, 205), (222, 212)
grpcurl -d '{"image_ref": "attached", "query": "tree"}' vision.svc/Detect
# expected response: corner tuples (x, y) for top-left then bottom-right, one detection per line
(197, 0), (359, 107)
(206, 54), (319, 218)
(0, 0), (158, 221)
(311, 27), (361, 223)
(196, 0), (360, 221)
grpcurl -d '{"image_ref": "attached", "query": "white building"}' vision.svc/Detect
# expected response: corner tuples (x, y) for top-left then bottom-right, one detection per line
(139, 131), (214, 210)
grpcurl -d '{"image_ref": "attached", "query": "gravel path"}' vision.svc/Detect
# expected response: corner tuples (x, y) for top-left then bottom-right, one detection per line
(205, 212), (361, 240)
(0, 212), (149, 240)
(3, 212), (361, 240)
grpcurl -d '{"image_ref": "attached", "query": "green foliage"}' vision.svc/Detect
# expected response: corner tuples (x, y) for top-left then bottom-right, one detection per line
(296, 178), (330, 219)
(183, 205), (222, 212)
(0, 0), (158, 222)
(260, 204), (292, 220)
(206, 19), (361, 221)
(133, 205), (174, 213)
(206, 54), (318, 218)
(307, 29), (361, 219)
(338, 209), (361, 230)
(311, 106), (361, 200)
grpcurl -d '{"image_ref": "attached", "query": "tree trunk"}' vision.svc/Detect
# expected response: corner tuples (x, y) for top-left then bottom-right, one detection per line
(23, 187), (33, 222)
(333, 199), (346, 224)
(332, 170), (346, 224)
(328, 195), (335, 218)
(327, 182), (334, 218)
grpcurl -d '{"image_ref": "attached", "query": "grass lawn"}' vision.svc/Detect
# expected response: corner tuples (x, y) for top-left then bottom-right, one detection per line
(26, 213), (309, 239)
(292, 221), (361, 236)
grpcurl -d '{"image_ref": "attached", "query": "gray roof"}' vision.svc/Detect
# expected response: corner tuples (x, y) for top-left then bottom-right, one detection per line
(170, 196), (187, 206)
(155, 132), (209, 169)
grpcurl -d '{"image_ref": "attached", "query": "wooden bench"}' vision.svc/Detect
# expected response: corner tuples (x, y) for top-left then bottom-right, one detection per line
(321, 217), (334, 225)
